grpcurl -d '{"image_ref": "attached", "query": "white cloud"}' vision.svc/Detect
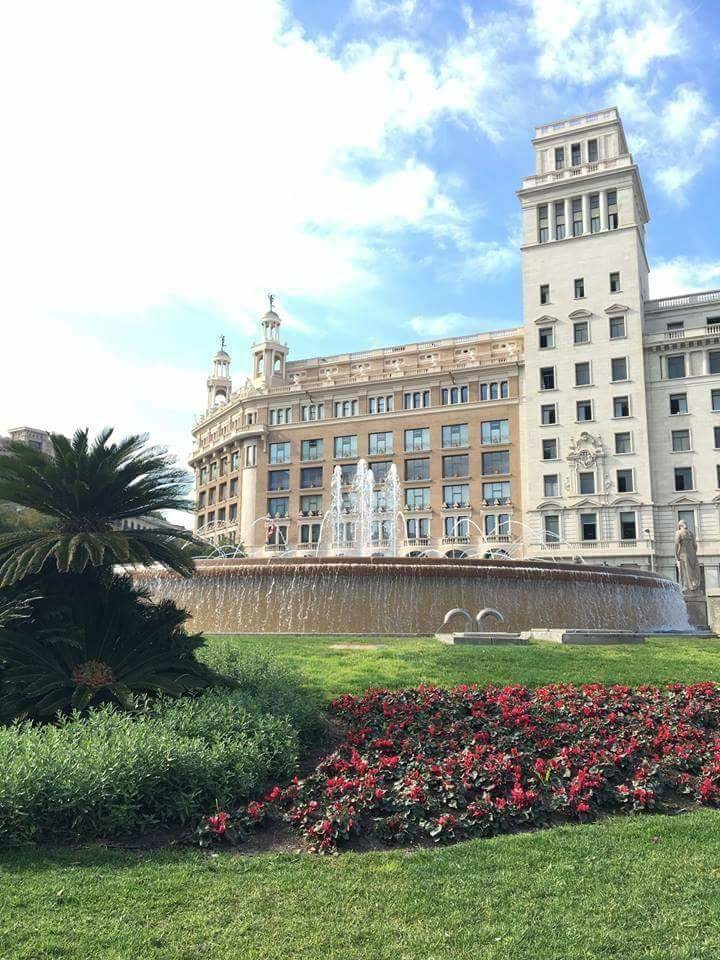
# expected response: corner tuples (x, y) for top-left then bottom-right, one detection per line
(352, 0), (418, 21)
(650, 257), (720, 299)
(408, 312), (474, 338)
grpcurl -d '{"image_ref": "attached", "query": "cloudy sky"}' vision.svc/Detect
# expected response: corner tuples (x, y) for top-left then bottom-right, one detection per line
(1, 0), (720, 473)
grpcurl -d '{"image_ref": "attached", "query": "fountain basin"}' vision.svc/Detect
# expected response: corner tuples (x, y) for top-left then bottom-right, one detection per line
(134, 556), (690, 635)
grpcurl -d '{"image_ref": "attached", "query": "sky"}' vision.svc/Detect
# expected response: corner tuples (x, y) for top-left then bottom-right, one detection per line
(1, 0), (720, 482)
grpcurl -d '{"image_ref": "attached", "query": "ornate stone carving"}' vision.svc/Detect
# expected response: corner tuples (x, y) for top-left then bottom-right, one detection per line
(675, 521), (702, 594)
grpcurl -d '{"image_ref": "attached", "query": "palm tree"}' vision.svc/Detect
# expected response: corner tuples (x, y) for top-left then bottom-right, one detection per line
(0, 428), (196, 587)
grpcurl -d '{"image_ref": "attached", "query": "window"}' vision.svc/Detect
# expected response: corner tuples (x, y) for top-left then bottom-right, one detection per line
(609, 316), (626, 339)
(207, 487), (216, 506)
(574, 277), (585, 299)
(405, 428), (430, 452)
(301, 438), (324, 461)
(539, 326), (554, 349)
(576, 400), (593, 422)
(198, 491), (206, 508)
(481, 380), (509, 400)
(217, 507), (226, 524)
(540, 367), (556, 390)
(540, 283), (550, 305)
(231, 452), (240, 471)
(718, 465), (720, 488)
(667, 321), (684, 334)
(300, 466), (323, 489)
(443, 484), (470, 508)
(229, 478), (238, 498)
(674, 467), (693, 491)
(368, 395), (394, 415)
(370, 461), (392, 482)
(267, 497), (289, 518)
(229, 503), (237, 522)
(300, 494), (322, 515)
(269, 442), (290, 464)
(589, 192), (600, 233)
(481, 419), (510, 445)
(334, 399), (359, 418)
(219, 457), (227, 476)
(245, 444), (257, 467)
(574, 320), (589, 344)
(609, 271), (621, 293)
(607, 189), (618, 229)
(554, 146), (565, 170)
(678, 509), (696, 534)
(617, 469), (634, 493)
(588, 139), (598, 163)
(268, 469), (289, 492)
(269, 407), (292, 425)
(444, 515), (469, 538)
(442, 385), (469, 405)
(404, 391), (430, 410)
(581, 513), (598, 541)
(714, 427), (720, 449)
(670, 393), (688, 415)
(615, 432), (632, 454)
(209, 462), (217, 481)
(555, 201), (566, 240)
(543, 474), (559, 497)
(443, 454), (469, 478)
(340, 463), (357, 485)
(544, 515), (560, 543)
(579, 472), (595, 494)
(541, 403), (557, 425)
(483, 481), (511, 503)
(542, 438), (558, 460)
(442, 423), (468, 448)
(710, 351), (720, 374)
(611, 357), (628, 382)
(484, 514), (511, 537)
(667, 355), (686, 379)
(405, 458), (430, 481)
(406, 517), (430, 540)
(572, 197), (583, 236)
(613, 396), (630, 418)
(672, 429), (691, 452)
(334, 435), (357, 459)
(299, 523), (322, 545)
(575, 361), (591, 386)
(406, 488), (430, 511)
(712, 389), (720, 412)
(301, 403), (325, 421)
(199, 466), (207, 485)
(369, 432), (393, 456)
(620, 512), (637, 541)
(482, 450), (510, 475)
(538, 204), (549, 243)
(571, 142), (581, 166)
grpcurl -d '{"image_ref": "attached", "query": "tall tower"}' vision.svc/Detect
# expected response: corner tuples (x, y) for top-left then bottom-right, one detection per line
(251, 294), (289, 388)
(207, 338), (232, 408)
(517, 107), (655, 566)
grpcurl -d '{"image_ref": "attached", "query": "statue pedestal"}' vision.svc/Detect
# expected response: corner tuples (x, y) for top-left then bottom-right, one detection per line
(684, 592), (709, 630)
(706, 590), (720, 635)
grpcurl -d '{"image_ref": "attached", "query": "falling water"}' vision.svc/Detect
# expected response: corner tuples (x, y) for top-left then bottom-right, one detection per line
(323, 459), (402, 555)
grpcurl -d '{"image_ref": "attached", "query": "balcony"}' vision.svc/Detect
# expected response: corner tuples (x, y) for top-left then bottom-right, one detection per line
(645, 290), (720, 313)
(442, 536), (471, 546)
(521, 154), (633, 190)
(264, 543), (289, 553)
(405, 537), (430, 548)
(532, 539), (651, 556)
(643, 322), (720, 347)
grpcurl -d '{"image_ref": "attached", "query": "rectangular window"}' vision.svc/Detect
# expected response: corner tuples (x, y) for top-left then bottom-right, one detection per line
(543, 474), (559, 498)
(614, 396), (630, 418)
(710, 351), (720, 374)
(481, 419), (510, 445)
(334, 399), (359, 418)
(443, 484), (470, 508)
(406, 517), (430, 540)
(480, 381), (509, 400)
(404, 390), (431, 410)
(571, 143), (581, 167)
(301, 438), (324, 461)
(609, 271), (621, 293)
(667, 355), (686, 379)
(718, 465), (720, 488)
(219, 457), (227, 476)
(368, 432), (393, 456)
(441, 385), (469, 405)
(539, 326), (554, 349)
(541, 403), (557, 425)
(574, 277), (585, 299)
(617, 469), (634, 493)
(544, 515), (560, 543)
(538, 204), (549, 243)
(672, 429), (691, 452)
(714, 427), (720, 449)
(588, 139), (598, 163)
(542, 438), (558, 460)
(575, 361), (591, 386)
(245, 444), (257, 468)
(334, 435), (357, 459)
(581, 513), (598, 541)
(340, 463), (357, 485)
(611, 357), (628, 382)
(482, 450), (510, 475)
(444, 515), (469, 538)
(268, 469), (289, 492)
(269, 407), (292, 425)
(615, 432), (632, 454)
(301, 403), (325, 421)
(607, 189), (618, 230)
(555, 201), (566, 240)
(267, 497), (289, 518)
(300, 494), (322, 515)
(540, 367), (556, 390)
(230, 452), (240, 471)
(368, 395), (394, 415)
(268, 442), (290, 464)
(442, 454), (469, 478)
(678, 509), (696, 534)
(712, 389), (720, 412)
(574, 320), (589, 344)
(482, 480), (510, 503)
(609, 316), (626, 339)
(540, 283), (550, 305)
(405, 458), (430, 481)
(198, 491), (206, 508)
(405, 487), (430, 511)
(299, 522), (322, 545)
(442, 423), (469, 448)
(484, 513), (510, 537)
(579, 472), (595, 495)
(589, 192), (600, 233)
(620, 512), (637, 541)
(555, 146), (565, 170)
(670, 393), (688, 415)
(370, 461), (391, 482)
(229, 478), (238, 498)
(404, 428), (430, 452)
(209, 462), (217, 481)
(199, 466), (207, 485)
(572, 197), (583, 235)
(300, 466), (323, 489)
(576, 400), (593, 422)
(229, 503), (237, 522)
(674, 467), (693, 491)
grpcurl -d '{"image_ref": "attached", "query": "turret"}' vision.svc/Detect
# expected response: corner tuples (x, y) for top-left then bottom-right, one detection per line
(207, 337), (232, 408)
(251, 294), (289, 388)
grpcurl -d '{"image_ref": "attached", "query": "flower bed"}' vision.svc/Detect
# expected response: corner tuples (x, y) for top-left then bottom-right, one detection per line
(200, 682), (720, 852)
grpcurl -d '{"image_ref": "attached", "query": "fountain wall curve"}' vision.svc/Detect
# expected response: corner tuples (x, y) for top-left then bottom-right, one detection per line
(134, 556), (690, 635)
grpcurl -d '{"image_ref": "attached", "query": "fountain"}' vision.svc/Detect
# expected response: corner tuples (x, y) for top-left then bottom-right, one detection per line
(324, 460), (401, 556)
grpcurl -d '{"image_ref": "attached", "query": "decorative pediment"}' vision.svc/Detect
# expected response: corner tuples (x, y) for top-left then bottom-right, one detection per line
(574, 497), (600, 508)
(611, 496), (641, 506)
(604, 303), (630, 315)
(537, 500), (563, 511)
(668, 494), (702, 506)
(534, 314), (559, 325)
(568, 308), (592, 320)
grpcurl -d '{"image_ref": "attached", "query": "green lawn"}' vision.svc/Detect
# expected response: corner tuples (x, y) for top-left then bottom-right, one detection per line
(3, 633), (720, 960)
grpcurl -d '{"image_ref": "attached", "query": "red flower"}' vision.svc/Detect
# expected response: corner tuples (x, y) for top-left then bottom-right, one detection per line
(207, 812), (229, 835)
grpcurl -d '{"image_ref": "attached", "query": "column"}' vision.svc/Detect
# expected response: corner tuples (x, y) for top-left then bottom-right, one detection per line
(582, 193), (590, 235)
(600, 190), (608, 231)
(548, 199), (556, 240)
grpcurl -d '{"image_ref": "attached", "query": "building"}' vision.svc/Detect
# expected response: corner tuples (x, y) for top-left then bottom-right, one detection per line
(1, 426), (54, 455)
(190, 107), (720, 596)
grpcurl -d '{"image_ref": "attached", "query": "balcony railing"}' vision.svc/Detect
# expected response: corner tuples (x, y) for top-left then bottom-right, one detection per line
(643, 322), (720, 346)
(533, 539), (650, 554)
(442, 536), (471, 545)
(521, 154), (632, 189)
(405, 537), (430, 548)
(646, 290), (720, 313)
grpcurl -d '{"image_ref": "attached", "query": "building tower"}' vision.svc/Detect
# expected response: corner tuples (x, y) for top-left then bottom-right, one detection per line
(207, 338), (232, 408)
(517, 107), (656, 567)
(251, 294), (289, 388)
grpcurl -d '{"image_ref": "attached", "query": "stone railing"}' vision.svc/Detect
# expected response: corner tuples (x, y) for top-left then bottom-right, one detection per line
(643, 322), (720, 346)
(521, 154), (631, 189)
(646, 290), (720, 313)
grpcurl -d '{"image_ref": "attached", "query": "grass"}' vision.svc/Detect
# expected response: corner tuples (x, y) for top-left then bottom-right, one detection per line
(3, 633), (720, 960)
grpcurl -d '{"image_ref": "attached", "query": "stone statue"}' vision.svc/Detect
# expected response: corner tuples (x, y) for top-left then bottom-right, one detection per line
(675, 520), (702, 593)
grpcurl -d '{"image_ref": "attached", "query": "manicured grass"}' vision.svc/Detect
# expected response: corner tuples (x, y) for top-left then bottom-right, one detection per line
(3, 811), (720, 959)
(207, 633), (720, 700)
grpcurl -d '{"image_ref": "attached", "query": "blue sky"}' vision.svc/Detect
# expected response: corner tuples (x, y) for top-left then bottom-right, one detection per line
(1, 0), (720, 469)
